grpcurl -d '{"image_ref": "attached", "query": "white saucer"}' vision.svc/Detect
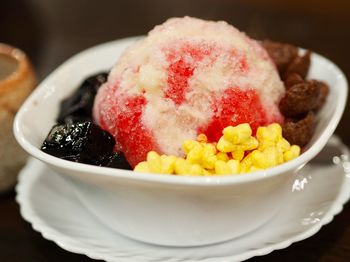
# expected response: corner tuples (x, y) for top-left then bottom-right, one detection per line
(16, 136), (350, 262)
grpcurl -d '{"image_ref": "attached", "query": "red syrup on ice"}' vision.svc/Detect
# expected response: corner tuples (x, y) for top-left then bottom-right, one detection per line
(164, 42), (215, 105)
(198, 88), (268, 142)
(163, 42), (269, 142)
(99, 95), (159, 168)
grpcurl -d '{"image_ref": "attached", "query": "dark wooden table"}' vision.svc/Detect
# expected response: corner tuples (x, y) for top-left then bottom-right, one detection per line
(1, 0), (350, 261)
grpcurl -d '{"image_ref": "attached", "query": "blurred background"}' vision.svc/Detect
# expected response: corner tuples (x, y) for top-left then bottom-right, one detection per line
(2, 0), (350, 142)
(1, 0), (350, 261)
(2, 0), (349, 77)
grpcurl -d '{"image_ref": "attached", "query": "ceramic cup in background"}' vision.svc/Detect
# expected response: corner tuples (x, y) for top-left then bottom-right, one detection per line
(0, 43), (36, 192)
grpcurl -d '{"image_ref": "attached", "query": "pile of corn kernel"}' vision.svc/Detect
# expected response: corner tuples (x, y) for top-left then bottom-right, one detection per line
(134, 123), (300, 175)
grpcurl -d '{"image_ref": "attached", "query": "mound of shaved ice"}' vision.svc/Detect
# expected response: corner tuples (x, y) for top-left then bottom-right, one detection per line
(93, 17), (285, 167)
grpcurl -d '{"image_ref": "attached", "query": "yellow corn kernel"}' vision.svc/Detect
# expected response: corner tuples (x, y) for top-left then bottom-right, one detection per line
(216, 152), (229, 162)
(283, 145), (301, 162)
(264, 146), (283, 167)
(270, 123), (283, 136)
(215, 160), (232, 175)
(216, 136), (235, 152)
(232, 137), (259, 152)
(217, 136), (258, 153)
(174, 159), (204, 175)
(277, 138), (291, 152)
(257, 123), (283, 145)
(251, 147), (282, 169)
(249, 150), (265, 168)
(174, 158), (191, 175)
(248, 137), (260, 150)
(223, 124), (252, 143)
(259, 136), (290, 152)
(256, 126), (266, 141)
(189, 164), (204, 176)
(202, 168), (214, 175)
(239, 164), (249, 173)
(268, 123), (283, 141)
(160, 155), (177, 174)
(240, 152), (254, 173)
(248, 166), (262, 173)
(232, 150), (244, 161)
(276, 148), (284, 164)
(197, 133), (207, 143)
(186, 145), (203, 164)
(227, 159), (240, 174)
(147, 151), (162, 173)
(134, 161), (150, 173)
(222, 126), (236, 141)
(203, 143), (216, 154)
(183, 140), (200, 155)
(202, 153), (217, 169)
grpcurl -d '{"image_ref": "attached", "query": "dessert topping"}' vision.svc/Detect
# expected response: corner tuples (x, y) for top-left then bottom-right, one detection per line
(282, 112), (315, 147)
(134, 123), (300, 175)
(279, 80), (321, 117)
(57, 72), (108, 124)
(41, 121), (115, 165)
(261, 40), (298, 76)
(261, 40), (329, 148)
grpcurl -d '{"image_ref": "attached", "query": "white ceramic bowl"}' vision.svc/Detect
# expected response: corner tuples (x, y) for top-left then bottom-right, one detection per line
(14, 37), (348, 247)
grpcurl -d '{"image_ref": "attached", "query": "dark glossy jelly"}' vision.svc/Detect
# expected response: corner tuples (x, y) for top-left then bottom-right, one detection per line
(41, 121), (115, 165)
(97, 152), (132, 170)
(57, 72), (108, 124)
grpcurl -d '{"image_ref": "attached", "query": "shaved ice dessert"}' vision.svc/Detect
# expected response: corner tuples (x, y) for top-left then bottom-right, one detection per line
(41, 17), (329, 174)
(93, 17), (285, 167)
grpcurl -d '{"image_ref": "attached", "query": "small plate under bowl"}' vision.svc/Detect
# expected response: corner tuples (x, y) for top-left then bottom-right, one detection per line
(15, 136), (350, 261)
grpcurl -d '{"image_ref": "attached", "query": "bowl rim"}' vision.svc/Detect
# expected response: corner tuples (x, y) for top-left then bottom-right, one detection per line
(13, 37), (348, 186)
